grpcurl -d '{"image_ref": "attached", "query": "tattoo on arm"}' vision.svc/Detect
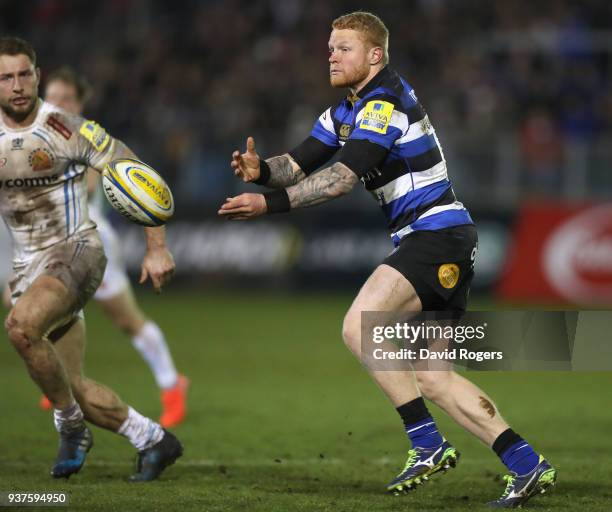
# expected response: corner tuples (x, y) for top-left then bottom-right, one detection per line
(286, 162), (358, 209)
(266, 154), (306, 188)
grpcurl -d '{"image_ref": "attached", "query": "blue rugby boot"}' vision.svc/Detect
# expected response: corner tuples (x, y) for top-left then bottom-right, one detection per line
(51, 426), (93, 479)
(488, 455), (557, 508)
(387, 439), (459, 494)
(129, 429), (183, 482)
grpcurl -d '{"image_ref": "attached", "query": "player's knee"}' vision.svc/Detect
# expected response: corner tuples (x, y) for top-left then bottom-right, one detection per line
(104, 301), (143, 335)
(416, 371), (451, 402)
(6, 324), (39, 355)
(416, 371), (452, 401)
(342, 314), (361, 354)
(5, 312), (42, 354)
(116, 315), (143, 336)
(113, 315), (131, 334)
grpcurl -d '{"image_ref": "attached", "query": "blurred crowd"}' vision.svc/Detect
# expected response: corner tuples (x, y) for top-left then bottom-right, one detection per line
(2, 0), (612, 212)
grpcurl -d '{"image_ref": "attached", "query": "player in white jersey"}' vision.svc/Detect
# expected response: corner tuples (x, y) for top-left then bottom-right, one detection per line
(30, 67), (188, 428)
(0, 37), (183, 480)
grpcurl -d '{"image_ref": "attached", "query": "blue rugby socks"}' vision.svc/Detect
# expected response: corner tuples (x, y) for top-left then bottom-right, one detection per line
(397, 401), (541, 475)
(492, 428), (540, 475)
(397, 397), (444, 449)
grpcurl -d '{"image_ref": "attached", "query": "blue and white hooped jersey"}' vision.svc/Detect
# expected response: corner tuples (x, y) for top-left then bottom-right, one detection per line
(310, 67), (473, 246)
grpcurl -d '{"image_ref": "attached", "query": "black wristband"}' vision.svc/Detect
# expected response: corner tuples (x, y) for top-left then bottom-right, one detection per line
(253, 160), (271, 185)
(263, 189), (290, 214)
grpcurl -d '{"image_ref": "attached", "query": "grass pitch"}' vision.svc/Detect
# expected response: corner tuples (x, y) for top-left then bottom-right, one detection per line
(1, 291), (611, 511)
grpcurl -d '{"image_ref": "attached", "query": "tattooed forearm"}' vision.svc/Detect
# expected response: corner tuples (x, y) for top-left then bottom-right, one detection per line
(286, 162), (358, 209)
(266, 154), (306, 188)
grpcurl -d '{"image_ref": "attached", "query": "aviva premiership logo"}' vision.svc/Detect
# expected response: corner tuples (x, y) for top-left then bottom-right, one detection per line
(79, 121), (110, 152)
(127, 168), (172, 210)
(359, 100), (394, 134)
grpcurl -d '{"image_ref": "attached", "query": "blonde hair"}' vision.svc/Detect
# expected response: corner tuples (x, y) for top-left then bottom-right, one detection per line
(332, 11), (389, 65)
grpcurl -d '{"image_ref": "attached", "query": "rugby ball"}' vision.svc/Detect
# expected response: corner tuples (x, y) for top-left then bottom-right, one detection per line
(102, 158), (174, 226)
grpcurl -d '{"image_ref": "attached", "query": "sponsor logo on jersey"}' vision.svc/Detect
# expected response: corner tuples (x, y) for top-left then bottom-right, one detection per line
(0, 157), (6, 169)
(11, 138), (24, 151)
(338, 123), (351, 140)
(28, 148), (55, 171)
(438, 263), (460, 289)
(46, 115), (72, 140)
(359, 100), (394, 134)
(79, 121), (110, 152)
(0, 174), (59, 189)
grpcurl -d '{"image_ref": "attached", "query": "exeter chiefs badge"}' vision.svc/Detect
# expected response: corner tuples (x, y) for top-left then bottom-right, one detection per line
(28, 148), (55, 172)
(438, 263), (460, 289)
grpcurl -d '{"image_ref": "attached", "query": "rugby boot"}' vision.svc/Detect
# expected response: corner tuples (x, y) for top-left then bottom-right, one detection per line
(129, 429), (183, 482)
(387, 439), (459, 494)
(488, 455), (556, 508)
(159, 374), (189, 428)
(51, 426), (93, 479)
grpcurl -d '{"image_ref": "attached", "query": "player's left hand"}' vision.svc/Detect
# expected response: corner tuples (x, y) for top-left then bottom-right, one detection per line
(140, 247), (175, 293)
(218, 193), (267, 220)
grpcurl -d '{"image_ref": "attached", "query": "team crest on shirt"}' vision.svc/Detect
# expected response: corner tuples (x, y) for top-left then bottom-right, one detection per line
(339, 123), (351, 140)
(359, 100), (394, 134)
(438, 263), (460, 289)
(28, 148), (55, 171)
(0, 157), (7, 169)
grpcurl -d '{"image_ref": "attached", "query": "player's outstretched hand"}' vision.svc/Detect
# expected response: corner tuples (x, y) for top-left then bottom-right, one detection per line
(140, 247), (176, 293)
(231, 137), (261, 182)
(218, 193), (267, 220)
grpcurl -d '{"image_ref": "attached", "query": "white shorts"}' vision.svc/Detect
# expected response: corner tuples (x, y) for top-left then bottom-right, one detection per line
(10, 229), (106, 332)
(91, 213), (130, 301)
